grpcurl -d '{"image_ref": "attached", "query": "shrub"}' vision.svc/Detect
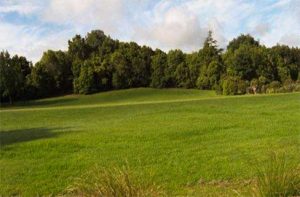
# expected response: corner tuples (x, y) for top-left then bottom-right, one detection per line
(65, 166), (165, 197)
(222, 77), (237, 95)
(222, 76), (247, 95)
(237, 79), (248, 94)
(283, 79), (295, 92)
(294, 83), (300, 92)
(260, 85), (267, 94)
(253, 152), (300, 197)
(266, 81), (281, 94)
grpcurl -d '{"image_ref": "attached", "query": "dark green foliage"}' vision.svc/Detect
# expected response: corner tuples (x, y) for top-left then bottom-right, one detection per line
(224, 45), (260, 80)
(26, 50), (72, 98)
(38, 50), (72, 92)
(1, 30), (300, 103)
(186, 52), (201, 87)
(27, 62), (57, 98)
(111, 50), (130, 89)
(165, 49), (185, 87)
(68, 35), (88, 60)
(77, 62), (96, 94)
(150, 49), (167, 88)
(0, 51), (32, 103)
(222, 76), (247, 95)
(197, 31), (223, 89)
(85, 30), (106, 55)
(227, 34), (260, 51)
(175, 61), (191, 88)
(197, 60), (223, 90)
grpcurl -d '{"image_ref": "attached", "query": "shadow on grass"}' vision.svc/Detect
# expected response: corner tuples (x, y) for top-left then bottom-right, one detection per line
(26, 97), (78, 107)
(0, 97), (78, 108)
(0, 127), (74, 147)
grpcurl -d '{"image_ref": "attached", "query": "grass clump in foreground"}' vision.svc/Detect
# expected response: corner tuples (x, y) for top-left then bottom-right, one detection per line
(254, 152), (300, 197)
(65, 165), (165, 197)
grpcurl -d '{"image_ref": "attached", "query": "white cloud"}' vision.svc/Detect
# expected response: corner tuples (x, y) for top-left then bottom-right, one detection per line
(280, 33), (300, 46)
(42, 0), (125, 36)
(0, 0), (299, 62)
(132, 0), (256, 51)
(0, 21), (72, 63)
(260, 0), (300, 47)
(0, 0), (41, 15)
(133, 4), (207, 52)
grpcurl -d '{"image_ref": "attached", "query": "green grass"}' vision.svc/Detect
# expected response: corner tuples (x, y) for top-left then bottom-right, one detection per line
(0, 88), (217, 110)
(0, 88), (299, 196)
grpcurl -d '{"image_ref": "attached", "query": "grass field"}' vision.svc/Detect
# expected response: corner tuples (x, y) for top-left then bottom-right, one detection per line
(0, 88), (299, 196)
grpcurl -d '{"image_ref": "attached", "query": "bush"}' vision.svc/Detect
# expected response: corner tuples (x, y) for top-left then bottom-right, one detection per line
(283, 79), (295, 92)
(222, 77), (237, 95)
(254, 152), (300, 197)
(222, 76), (246, 95)
(65, 166), (165, 197)
(237, 79), (248, 94)
(266, 81), (281, 94)
(260, 85), (267, 94)
(294, 82), (300, 92)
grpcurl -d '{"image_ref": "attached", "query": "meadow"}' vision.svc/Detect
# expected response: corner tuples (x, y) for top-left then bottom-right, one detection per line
(0, 88), (299, 196)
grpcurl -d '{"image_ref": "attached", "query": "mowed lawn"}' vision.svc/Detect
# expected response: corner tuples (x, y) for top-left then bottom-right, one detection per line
(0, 88), (299, 196)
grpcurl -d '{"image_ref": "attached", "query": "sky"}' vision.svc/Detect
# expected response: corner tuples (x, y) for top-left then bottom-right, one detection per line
(0, 0), (299, 63)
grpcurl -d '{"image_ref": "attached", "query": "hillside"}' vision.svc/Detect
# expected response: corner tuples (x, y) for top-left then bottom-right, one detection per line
(0, 89), (299, 196)
(0, 88), (217, 110)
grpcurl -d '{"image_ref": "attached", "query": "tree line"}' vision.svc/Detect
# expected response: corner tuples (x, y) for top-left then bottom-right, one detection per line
(1, 30), (300, 103)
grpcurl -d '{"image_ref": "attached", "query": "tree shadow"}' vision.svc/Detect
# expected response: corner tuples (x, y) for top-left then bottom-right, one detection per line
(25, 97), (78, 107)
(1, 97), (78, 108)
(0, 127), (75, 147)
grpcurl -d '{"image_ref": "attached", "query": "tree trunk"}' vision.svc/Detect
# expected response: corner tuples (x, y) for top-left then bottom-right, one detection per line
(9, 95), (12, 104)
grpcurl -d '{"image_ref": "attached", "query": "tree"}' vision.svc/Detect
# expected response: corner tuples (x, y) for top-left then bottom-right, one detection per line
(68, 35), (88, 60)
(166, 49), (185, 87)
(2, 29), (300, 103)
(150, 49), (167, 88)
(111, 50), (130, 89)
(224, 45), (267, 81)
(0, 51), (32, 103)
(38, 50), (72, 93)
(227, 34), (260, 51)
(175, 61), (191, 88)
(269, 45), (300, 82)
(186, 52), (201, 88)
(27, 62), (56, 98)
(197, 31), (223, 89)
(125, 42), (150, 87)
(77, 61), (96, 94)
(85, 30), (106, 54)
(94, 56), (113, 91)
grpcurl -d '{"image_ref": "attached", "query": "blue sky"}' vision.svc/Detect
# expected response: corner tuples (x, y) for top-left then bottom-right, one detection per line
(0, 0), (299, 62)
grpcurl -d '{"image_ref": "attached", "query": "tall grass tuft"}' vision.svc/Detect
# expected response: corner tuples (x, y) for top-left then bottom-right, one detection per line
(64, 165), (164, 197)
(254, 152), (300, 197)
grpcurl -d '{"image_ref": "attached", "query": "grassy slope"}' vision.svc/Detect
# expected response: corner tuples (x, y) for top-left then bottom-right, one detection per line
(0, 88), (299, 196)
(0, 88), (217, 110)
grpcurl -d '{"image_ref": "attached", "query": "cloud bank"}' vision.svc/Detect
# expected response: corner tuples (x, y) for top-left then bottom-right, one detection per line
(0, 0), (299, 62)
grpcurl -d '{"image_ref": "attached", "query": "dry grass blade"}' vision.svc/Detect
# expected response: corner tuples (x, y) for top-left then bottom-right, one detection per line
(64, 165), (165, 197)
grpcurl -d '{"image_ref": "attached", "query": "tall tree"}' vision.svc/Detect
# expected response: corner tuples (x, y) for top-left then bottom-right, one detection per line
(165, 49), (185, 87)
(38, 50), (72, 93)
(227, 34), (260, 51)
(150, 49), (167, 88)
(197, 31), (223, 89)
(0, 51), (32, 103)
